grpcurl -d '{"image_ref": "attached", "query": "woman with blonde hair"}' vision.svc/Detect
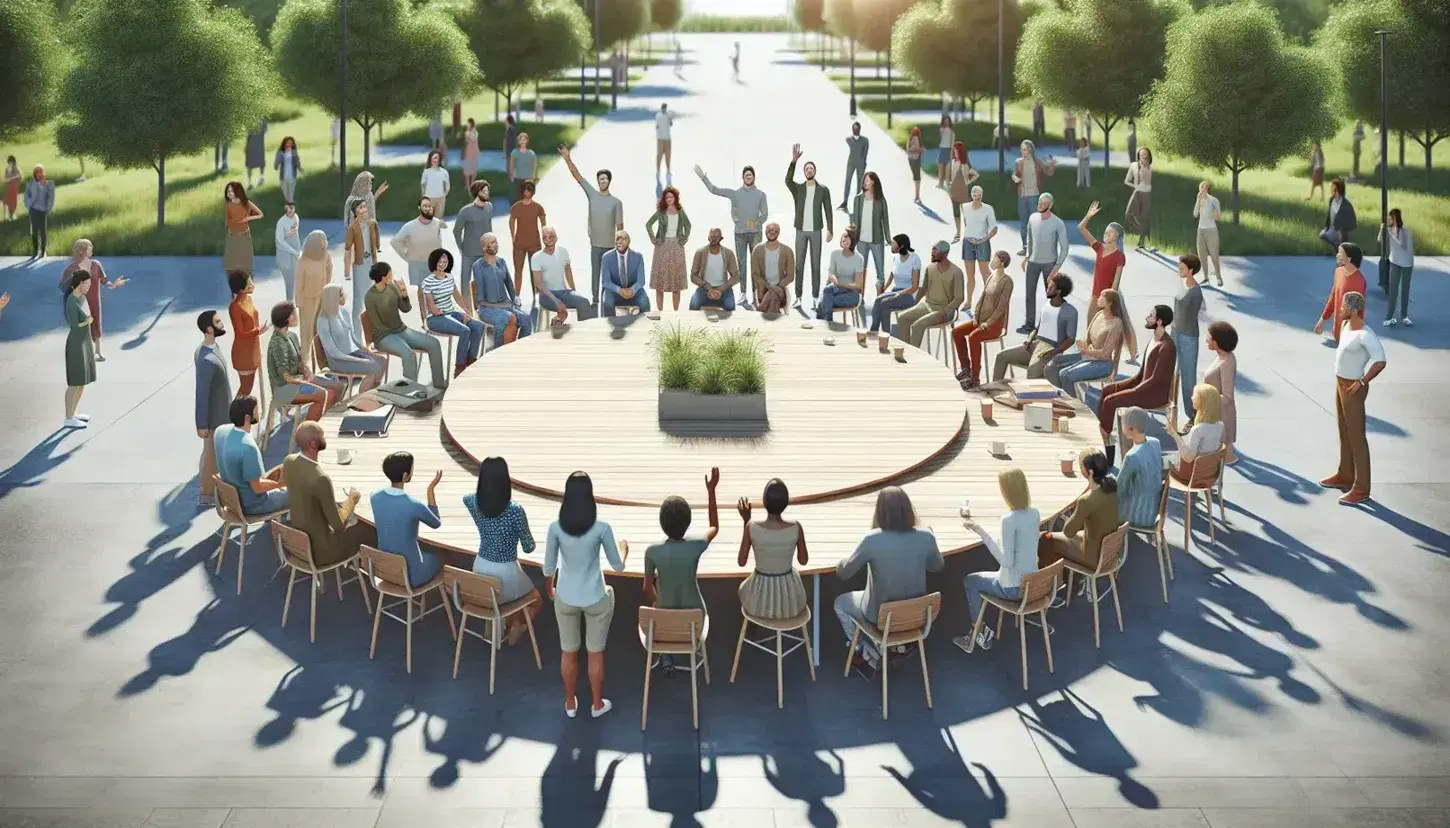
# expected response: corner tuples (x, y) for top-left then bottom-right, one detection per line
(314, 283), (387, 392)
(1170, 383), (1225, 481)
(294, 229), (333, 372)
(59, 238), (127, 362)
(834, 486), (945, 676)
(1045, 287), (1125, 397)
(956, 467), (1041, 653)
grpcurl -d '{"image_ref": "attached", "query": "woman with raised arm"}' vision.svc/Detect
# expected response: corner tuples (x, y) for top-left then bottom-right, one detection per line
(1079, 201), (1137, 358)
(60, 239), (127, 362)
(736, 478), (809, 621)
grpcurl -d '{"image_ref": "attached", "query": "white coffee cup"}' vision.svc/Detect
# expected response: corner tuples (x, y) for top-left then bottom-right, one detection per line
(958, 498), (972, 519)
(337, 448), (355, 466)
(989, 440), (1008, 456)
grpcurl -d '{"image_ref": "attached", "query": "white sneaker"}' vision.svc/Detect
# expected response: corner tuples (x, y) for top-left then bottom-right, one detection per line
(63, 417), (88, 429)
(1402, 317), (1413, 327)
(564, 702), (578, 719)
(976, 627), (995, 650)
(1384, 318), (1397, 327)
(76, 414), (91, 422)
(590, 699), (613, 719)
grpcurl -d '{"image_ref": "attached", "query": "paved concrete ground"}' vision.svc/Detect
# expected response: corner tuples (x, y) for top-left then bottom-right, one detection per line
(0, 33), (1447, 828)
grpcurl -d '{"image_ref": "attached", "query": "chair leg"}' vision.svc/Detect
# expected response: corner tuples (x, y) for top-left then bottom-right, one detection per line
(1090, 576), (1101, 649)
(690, 643), (700, 731)
(452, 614), (468, 680)
(1041, 611), (1055, 673)
(880, 637), (890, 720)
(1163, 527), (1176, 580)
(1065, 570), (1075, 607)
(281, 568), (297, 628)
(1109, 573), (1124, 632)
(802, 622), (816, 681)
(1155, 533), (1170, 603)
(1184, 491), (1194, 551)
(405, 593), (414, 673)
(215, 523), (231, 574)
(775, 630), (784, 709)
(919, 642), (933, 709)
(641, 645), (654, 731)
(309, 574), (319, 643)
(355, 562), (372, 614)
(701, 640), (711, 685)
(1218, 477), (1227, 525)
(730, 617), (749, 684)
(1018, 612), (1029, 691)
(965, 602), (989, 652)
(488, 617), (499, 696)
(1207, 488), (1217, 543)
(525, 608), (542, 670)
(335, 569), (344, 601)
(438, 586), (458, 639)
(369, 594), (384, 660)
(996, 605), (1006, 638)
(235, 524), (249, 596)
(843, 627), (860, 677)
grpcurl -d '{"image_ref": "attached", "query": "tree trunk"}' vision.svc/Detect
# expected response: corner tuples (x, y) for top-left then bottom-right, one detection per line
(494, 89), (499, 121)
(1399, 130), (1405, 168)
(1101, 124), (1112, 175)
(886, 44), (893, 130)
(362, 122), (373, 169)
(1231, 165), (1241, 226)
(155, 156), (166, 229)
(1428, 142), (1435, 178)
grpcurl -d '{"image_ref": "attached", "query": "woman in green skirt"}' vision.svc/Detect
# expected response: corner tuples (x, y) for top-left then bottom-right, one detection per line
(63, 270), (97, 429)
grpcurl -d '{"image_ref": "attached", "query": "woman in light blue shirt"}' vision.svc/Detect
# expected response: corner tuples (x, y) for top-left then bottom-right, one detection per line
(315, 284), (386, 393)
(544, 471), (627, 719)
(955, 467), (1041, 653)
(867, 233), (920, 334)
(816, 226), (866, 321)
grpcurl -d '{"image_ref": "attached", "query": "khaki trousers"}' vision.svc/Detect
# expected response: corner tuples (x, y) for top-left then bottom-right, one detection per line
(200, 431), (217, 498)
(1196, 227), (1222, 281)
(1335, 378), (1371, 494)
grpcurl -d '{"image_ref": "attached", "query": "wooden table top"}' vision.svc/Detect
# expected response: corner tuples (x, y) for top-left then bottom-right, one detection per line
(319, 311), (1100, 579)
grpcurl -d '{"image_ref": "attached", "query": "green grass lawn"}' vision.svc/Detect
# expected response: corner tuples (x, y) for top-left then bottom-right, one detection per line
(830, 77), (927, 97)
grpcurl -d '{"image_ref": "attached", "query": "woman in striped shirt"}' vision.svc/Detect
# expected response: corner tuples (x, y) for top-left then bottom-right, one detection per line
(420, 249), (488, 378)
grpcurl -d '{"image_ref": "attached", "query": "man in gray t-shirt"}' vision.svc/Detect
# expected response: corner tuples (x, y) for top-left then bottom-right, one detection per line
(1172, 253), (1206, 423)
(560, 145), (624, 309)
(453, 181), (495, 312)
(695, 163), (769, 304)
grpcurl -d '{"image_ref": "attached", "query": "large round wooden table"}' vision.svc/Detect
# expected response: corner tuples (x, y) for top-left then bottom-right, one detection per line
(318, 310), (1100, 661)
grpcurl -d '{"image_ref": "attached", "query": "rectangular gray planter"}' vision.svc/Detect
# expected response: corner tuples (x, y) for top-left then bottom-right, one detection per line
(658, 389), (769, 437)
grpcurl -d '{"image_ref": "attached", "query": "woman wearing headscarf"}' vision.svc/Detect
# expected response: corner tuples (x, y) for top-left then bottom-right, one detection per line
(344, 171), (389, 228)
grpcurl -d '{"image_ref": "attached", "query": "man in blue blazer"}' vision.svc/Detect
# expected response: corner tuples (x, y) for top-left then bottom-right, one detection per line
(600, 230), (652, 317)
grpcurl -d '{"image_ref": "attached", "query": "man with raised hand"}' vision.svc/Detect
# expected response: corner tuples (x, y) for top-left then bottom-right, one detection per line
(785, 144), (833, 308)
(560, 145), (624, 311)
(695, 163), (767, 307)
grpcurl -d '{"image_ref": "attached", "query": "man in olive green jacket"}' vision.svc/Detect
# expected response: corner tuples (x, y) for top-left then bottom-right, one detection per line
(282, 422), (369, 568)
(785, 144), (833, 305)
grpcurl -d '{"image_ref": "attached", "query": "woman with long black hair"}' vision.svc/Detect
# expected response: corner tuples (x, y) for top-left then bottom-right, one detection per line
(1037, 449), (1120, 574)
(464, 456), (542, 643)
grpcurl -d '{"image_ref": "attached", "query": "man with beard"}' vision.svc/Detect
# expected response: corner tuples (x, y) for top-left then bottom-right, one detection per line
(391, 197), (447, 285)
(895, 241), (964, 348)
(195, 310), (233, 507)
(213, 395), (289, 517)
(452, 181), (494, 313)
(1097, 304), (1178, 466)
(284, 422), (368, 568)
(689, 228), (740, 311)
(839, 121), (869, 211)
(1019, 191), (1069, 333)
(696, 163), (768, 307)
(992, 274), (1077, 381)
(785, 144), (833, 307)
(560, 145), (623, 311)
(749, 222), (795, 313)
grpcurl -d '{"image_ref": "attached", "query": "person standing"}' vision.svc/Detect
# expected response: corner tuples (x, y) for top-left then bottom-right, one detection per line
(1308, 141), (1325, 201)
(1123, 147), (1154, 250)
(1351, 121), (1364, 180)
(372, 454), (445, 587)
(1063, 110), (1078, 147)
(533, 226), (599, 323)
(1322, 178), (1357, 248)
(1379, 208), (1414, 326)
(421, 249), (487, 378)
(345, 171), (388, 227)
(227, 271), (266, 399)
(1321, 292), (1385, 504)
(62, 270), (97, 429)
(1075, 138), (1091, 188)
(561, 146), (624, 309)
(645, 187), (691, 311)
(222, 181), (263, 275)
(696, 163), (768, 306)
(461, 118), (480, 191)
(958, 185), (996, 306)
(1171, 254), (1205, 429)
(24, 164), (56, 258)
(428, 114), (446, 154)
(293, 230), (333, 373)
(274, 136), (302, 203)
(1078, 203), (1137, 358)
(849, 172), (890, 289)
(507, 182), (546, 295)
(502, 115), (518, 161)
(1032, 101), (1045, 140)
(274, 201), (302, 301)
(750, 223), (795, 314)
(952, 251), (1014, 387)
(195, 310), (232, 506)
(1193, 182), (1223, 286)
(1127, 119), (1138, 163)
(330, 119), (341, 167)
(1315, 242), (1368, 345)
(284, 422), (370, 568)
(1011, 141), (1054, 256)
(839, 122), (869, 211)
(392, 197), (448, 286)
(675, 42), (685, 78)
(421, 149), (451, 219)
(343, 198), (380, 332)
(244, 119), (267, 188)
(60, 239), (127, 363)
(896, 241), (964, 348)
(1203, 321), (1238, 463)
(731, 41), (741, 82)
(906, 128), (925, 203)
(687, 228), (739, 311)
(4, 156), (22, 222)
(946, 142), (980, 245)
(452, 181), (495, 314)
(508, 133), (539, 203)
(1018, 192), (1069, 334)
(936, 115), (954, 189)
(654, 103), (676, 183)
(785, 144), (833, 307)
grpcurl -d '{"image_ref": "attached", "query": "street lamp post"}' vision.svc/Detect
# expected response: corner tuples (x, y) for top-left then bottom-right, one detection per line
(593, 0), (601, 104)
(996, 0), (1005, 183)
(849, 40), (857, 117)
(1377, 29), (1389, 285)
(339, 0), (348, 198)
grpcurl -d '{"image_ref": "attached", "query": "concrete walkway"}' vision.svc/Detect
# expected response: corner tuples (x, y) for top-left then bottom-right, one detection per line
(0, 32), (1447, 828)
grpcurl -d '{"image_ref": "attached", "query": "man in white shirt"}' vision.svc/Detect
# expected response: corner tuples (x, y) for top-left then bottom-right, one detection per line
(688, 228), (739, 311)
(274, 202), (302, 301)
(1193, 181), (1223, 286)
(655, 103), (675, 183)
(532, 226), (598, 324)
(390, 197), (447, 285)
(1322, 291), (1386, 504)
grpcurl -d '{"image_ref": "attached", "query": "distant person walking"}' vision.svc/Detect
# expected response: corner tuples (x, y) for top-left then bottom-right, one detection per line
(906, 128), (924, 203)
(675, 42), (685, 78)
(23, 164), (55, 258)
(839, 121), (869, 211)
(937, 116), (954, 189)
(274, 136), (302, 203)
(222, 181), (263, 275)
(1193, 181), (1223, 286)
(461, 118), (481, 191)
(1379, 208), (1414, 327)
(655, 104), (676, 184)
(3, 156), (21, 221)
(1307, 141), (1325, 201)
(731, 41), (741, 82)
(244, 119), (267, 188)
(1124, 147), (1154, 250)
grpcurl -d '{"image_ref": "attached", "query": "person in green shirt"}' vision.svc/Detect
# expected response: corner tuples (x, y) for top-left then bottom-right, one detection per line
(643, 466), (721, 672)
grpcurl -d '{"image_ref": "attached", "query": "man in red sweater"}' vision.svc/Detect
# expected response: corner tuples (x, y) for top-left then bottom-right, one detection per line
(1314, 242), (1367, 343)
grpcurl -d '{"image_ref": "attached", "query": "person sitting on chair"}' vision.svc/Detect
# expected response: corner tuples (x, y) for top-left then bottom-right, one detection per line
(749, 222), (795, 314)
(600, 230), (651, 317)
(472, 233), (532, 348)
(284, 422), (369, 568)
(370, 451), (444, 588)
(1037, 448), (1119, 576)
(895, 240), (965, 348)
(688, 228), (740, 311)
(1044, 288), (1125, 398)
(1116, 407), (1164, 529)
(213, 395), (288, 515)
(868, 233), (920, 336)
(815, 225), (865, 321)
(955, 467), (1039, 653)
(1097, 304), (1177, 466)
(643, 468), (721, 670)
(363, 263), (448, 389)
(1168, 384), (1224, 483)
(952, 250), (1014, 388)
(421, 248), (488, 378)
(533, 226), (598, 325)
(992, 274), (1077, 381)
(267, 301), (344, 422)
(315, 284), (386, 393)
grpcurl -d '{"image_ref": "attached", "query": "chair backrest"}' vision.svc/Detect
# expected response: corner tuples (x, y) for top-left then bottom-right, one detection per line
(270, 519), (316, 570)
(1097, 524), (1130, 575)
(416, 286), (429, 328)
(313, 335), (331, 373)
(360, 312), (375, 347)
(213, 474), (245, 522)
(442, 565), (503, 614)
(875, 592), (942, 637)
(1016, 559), (1065, 614)
(1154, 477), (1171, 529)
(1183, 445), (1228, 490)
(639, 606), (705, 647)
(359, 544), (411, 591)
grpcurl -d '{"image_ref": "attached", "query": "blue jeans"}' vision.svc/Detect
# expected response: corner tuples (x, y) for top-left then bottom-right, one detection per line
(427, 311), (486, 365)
(1017, 195), (1037, 234)
(602, 290), (651, 316)
(833, 591), (878, 660)
(869, 289), (919, 333)
(1171, 330), (1199, 420)
(1045, 352), (1114, 397)
(860, 241), (886, 285)
(242, 488), (290, 517)
(1386, 263), (1412, 319)
(734, 232), (761, 297)
(815, 285), (860, 320)
(964, 573), (1020, 623)
(478, 306), (532, 348)
(376, 328), (447, 388)
(689, 286), (736, 311)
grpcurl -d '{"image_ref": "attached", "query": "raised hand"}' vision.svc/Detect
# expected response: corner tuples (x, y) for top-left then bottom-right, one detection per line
(705, 466), (720, 490)
(736, 496), (752, 522)
(791, 143), (802, 161)
(1086, 201), (1101, 218)
(429, 469), (443, 489)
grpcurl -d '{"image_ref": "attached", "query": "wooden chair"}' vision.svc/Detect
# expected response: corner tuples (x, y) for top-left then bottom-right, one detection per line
(980, 314), (1009, 372)
(1127, 477), (1174, 603)
(257, 354), (306, 453)
(361, 312), (431, 383)
(729, 607), (815, 709)
(312, 335), (370, 402)
(830, 301), (863, 327)
(843, 592), (942, 720)
(1168, 444), (1228, 551)
(417, 286), (457, 370)
(967, 560), (1065, 691)
(638, 607), (711, 731)
(1061, 524), (1130, 648)
(1114, 371), (1179, 458)
(441, 566), (542, 693)
(921, 313), (960, 373)
(1074, 342), (1124, 403)
(211, 475), (288, 596)
(466, 282), (500, 346)
(358, 545), (457, 674)
(269, 520), (372, 643)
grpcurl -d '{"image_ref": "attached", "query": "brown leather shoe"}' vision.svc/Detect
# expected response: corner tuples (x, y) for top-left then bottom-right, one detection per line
(1339, 490), (1370, 505)
(1318, 475), (1351, 490)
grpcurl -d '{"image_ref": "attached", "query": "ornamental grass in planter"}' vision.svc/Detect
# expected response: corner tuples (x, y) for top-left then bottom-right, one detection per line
(651, 324), (769, 435)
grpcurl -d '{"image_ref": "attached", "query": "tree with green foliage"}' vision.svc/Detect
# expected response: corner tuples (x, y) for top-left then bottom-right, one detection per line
(457, 0), (587, 119)
(1194, 0), (1332, 44)
(853, 0), (918, 115)
(0, 0), (66, 139)
(650, 0), (683, 31)
(1144, 2), (1336, 222)
(1017, 0), (1185, 172)
(272, 0), (477, 168)
(577, 0), (649, 51)
(1319, 0), (1450, 177)
(895, 0), (1021, 116)
(56, 0), (272, 228)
